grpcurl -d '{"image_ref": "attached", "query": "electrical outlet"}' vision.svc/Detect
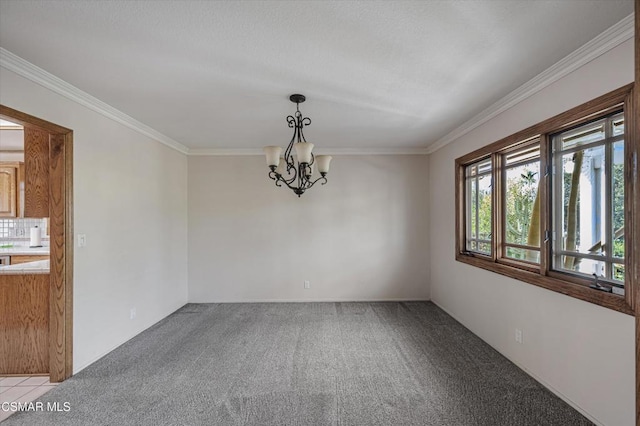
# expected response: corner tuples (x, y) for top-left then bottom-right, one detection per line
(130, 308), (136, 320)
(515, 328), (523, 344)
(304, 280), (310, 289)
(78, 234), (87, 247)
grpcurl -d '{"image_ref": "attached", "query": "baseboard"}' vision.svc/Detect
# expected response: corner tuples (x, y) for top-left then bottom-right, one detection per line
(430, 300), (604, 426)
(72, 301), (188, 375)
(188, 298), (431, 303)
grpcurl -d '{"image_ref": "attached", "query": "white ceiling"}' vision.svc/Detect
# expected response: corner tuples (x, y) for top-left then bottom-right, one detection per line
(0, 0), (634, 153)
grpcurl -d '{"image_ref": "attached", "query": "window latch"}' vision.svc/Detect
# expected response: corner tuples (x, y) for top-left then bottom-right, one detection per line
(590, 273), (611, 293)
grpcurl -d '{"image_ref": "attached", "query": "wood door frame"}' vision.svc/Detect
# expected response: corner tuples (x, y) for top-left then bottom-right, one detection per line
(635, 2), (640, 425)
(0, 105), (73, 382)
(630, 0), (640, 426)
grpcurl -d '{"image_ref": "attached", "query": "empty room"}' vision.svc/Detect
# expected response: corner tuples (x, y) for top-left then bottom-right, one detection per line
(0, 1), (638, 425)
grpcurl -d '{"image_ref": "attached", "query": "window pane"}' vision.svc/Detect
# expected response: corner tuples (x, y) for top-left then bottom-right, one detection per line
(561, 120), (605, 150)
(611, 114), (624, 136)
(465, 159), (492, 255)
(505, 145), (539, 165)
(470, 179), (477, 237)
(478, 242), (491, 254)
(611, 140), (624, 282)
(613, 263), (624, 282)
(477, 174), (492, 241)
(612, 140), (624, 258)
(558, 145), (605, 258)
(505, 247), (540, 263)
(557, 257), (607, 278)
(505, 161), (540, 247)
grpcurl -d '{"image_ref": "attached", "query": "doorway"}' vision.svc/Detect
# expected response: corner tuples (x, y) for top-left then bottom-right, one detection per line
(0, 105), (73, 382)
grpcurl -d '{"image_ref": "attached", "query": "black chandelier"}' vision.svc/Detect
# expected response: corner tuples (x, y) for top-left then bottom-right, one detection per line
(263, 94), (332, 197)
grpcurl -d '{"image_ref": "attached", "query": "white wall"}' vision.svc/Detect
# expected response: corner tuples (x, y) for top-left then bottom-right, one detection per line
(428, 39), (635, 426)
(0, 68), (189, 373)
(188, 155), (430, 302)
(0, 128), (23, 161)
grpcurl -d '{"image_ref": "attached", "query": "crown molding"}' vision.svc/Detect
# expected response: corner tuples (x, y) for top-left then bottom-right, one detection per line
(0, 47), (190, 155)
(425, 13), (635, 154)
(188, 147), (430, 156)
(188, 148), (264, 156)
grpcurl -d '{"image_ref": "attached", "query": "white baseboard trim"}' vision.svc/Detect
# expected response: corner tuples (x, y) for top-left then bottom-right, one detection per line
(72, 301), (188, 375)
(430, 300), (604, 426)
(188, 298), (430, 303)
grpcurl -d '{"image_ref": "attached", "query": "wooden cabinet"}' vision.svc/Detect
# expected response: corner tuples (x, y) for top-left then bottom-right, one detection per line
(0, 274), (49, 375)
(0, 127), (51, 218)
(0, 162), (24, 218)
(10, 255), (49, 265)
(0, 165), (17, 217)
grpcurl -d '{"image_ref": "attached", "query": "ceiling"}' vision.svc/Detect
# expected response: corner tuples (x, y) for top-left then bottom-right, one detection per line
(0, 1), (634, 154)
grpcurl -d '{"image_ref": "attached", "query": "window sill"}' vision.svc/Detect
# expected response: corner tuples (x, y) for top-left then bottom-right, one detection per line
(456, 253), (633, 316)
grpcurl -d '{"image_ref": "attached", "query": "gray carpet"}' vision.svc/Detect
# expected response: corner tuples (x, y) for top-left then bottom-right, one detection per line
(4, 302), (591, 425)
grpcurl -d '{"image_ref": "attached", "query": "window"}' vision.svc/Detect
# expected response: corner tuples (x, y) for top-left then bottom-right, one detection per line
(455, 85), (636, 315)
(503, 142), (541, 264)
(464, 158), (492, 256)
(551, 113), (625, 291)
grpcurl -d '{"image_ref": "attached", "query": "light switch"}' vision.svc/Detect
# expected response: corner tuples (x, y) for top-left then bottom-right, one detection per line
(78, 234), (87, 247)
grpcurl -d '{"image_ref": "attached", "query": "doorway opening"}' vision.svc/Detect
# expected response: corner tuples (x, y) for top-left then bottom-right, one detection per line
(0, 105), (73, 382)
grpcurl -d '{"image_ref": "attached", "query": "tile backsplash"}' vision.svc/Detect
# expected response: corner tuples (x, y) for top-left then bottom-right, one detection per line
(0, 218), (49, 241)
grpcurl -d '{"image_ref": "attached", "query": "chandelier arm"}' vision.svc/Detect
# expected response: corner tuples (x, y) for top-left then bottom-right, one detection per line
(269, 171), (285, 188)
(279, 162), (298, 185)
(278, 174), (305, 193)
(284, 134), (296, 165)
(273, 173), (293, 189)
(296, 114), (303, 144)
(306, 175), (328, 189)
(298, 117), (311, 144)
(283, 114), (299, 163)
(269, 170), (296, 189)
(284, 171), (298, 185)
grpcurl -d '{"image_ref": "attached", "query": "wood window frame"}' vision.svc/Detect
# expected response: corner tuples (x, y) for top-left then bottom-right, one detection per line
(455, 84), (636, 316)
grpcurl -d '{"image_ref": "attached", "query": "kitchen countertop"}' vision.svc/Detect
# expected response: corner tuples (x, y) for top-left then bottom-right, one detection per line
(0, 246), (50, 256)
(0, 259), (50, 274)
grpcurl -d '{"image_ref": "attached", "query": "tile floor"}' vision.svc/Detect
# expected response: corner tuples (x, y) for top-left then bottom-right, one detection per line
(0, 376), (58, 422)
